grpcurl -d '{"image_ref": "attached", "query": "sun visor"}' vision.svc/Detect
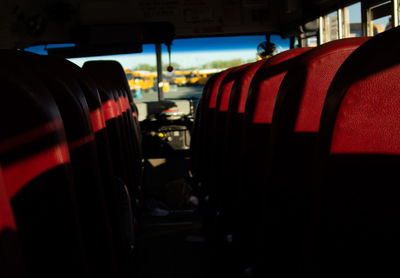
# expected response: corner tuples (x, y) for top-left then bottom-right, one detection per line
(47, 22), (174, 58)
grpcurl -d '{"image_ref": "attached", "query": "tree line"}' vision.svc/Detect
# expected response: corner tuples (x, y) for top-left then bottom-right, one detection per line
(131, 58), (254, 72)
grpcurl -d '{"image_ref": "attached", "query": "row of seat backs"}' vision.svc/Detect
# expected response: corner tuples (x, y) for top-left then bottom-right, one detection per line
(191, 47), (312, 232)
(247, 37), (370, 276)
(192, 26), (400, 276)
(0, 52), (142, 278)
(83, 61), (143, 216)
(191, 47), (313, 246)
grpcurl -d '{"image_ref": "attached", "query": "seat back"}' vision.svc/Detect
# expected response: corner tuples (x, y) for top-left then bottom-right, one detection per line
(224, 59), (270, 166)
(96, 61), (143, 206)
(311, 27), (400, 277)
(257, 37), (368, 276)
(201, 67), (237, 200)
(190, 73), (219, 183)
(243, 48), (311, 184)
(83, 62), (137, 269)
(10, 52), (119, 277)
(233, 48), (310, 255)
(215, 64), (251, 179)
(212, 63), (252, 237)
(191, 70), (232, 243)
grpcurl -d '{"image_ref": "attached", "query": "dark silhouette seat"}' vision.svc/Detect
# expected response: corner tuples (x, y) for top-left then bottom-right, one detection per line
(194, 68), (236, 243)
(234, 48), (310, 266)
(0, 61), (89, 278)
(83, 61), (143, 216)
(212, 63), (252, 241)
(190, 73), (219, 186)
(9, 52), (120, 277)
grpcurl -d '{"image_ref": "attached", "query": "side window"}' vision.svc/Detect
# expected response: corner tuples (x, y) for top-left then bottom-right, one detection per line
(343, 2), (362, 38)
(300, 20), (318, 47)
(398, 0), (400, 26)
(301, 36), (317, 47)
(367, 1), (393, 36)
(323, 11), (339, 42)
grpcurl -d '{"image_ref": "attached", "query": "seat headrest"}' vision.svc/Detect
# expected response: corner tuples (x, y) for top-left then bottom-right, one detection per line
(217, 63), (251, 112)
(207, 67), (236, 109)
(83, 60), (130, 93)
(249, 47), (311, 124)
(277, 37), (369, 133)
(318, 27), (400, 155)
(233, 59), (269, 114)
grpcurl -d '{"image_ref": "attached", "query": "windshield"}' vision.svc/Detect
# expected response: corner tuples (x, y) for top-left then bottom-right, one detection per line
(160, 35), (289, 101)
(36, 35), (289, 103)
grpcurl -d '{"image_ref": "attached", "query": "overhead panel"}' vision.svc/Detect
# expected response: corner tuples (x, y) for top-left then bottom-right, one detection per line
(80, 0), (280, 37)
(1, 0), (281, 49)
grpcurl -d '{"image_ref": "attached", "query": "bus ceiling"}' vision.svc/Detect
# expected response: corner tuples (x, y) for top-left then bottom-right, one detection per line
(0, 0), (366, 50)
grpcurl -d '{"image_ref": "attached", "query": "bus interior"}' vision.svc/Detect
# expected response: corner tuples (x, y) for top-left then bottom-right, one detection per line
(1, 0), (400, 277)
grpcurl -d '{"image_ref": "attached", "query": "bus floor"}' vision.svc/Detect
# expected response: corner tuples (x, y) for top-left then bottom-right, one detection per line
(132, 155), (240, 278)
(134, 213), (224, 278)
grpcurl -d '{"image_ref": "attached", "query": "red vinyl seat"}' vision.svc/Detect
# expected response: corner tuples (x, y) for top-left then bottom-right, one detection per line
(258, 37), (368, 277)
(223, 59), (270, 174)
(215, 60), (271, 243)
(243, 48), (311, 188)
(0, 165), (27, 278)
(309, 27), (400, 277)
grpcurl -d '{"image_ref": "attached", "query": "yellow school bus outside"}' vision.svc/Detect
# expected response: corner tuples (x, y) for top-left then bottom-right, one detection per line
(172, 70), (188, 86)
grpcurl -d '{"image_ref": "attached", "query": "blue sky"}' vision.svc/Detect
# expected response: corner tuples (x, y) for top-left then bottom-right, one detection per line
(347, 2), (361, 23)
